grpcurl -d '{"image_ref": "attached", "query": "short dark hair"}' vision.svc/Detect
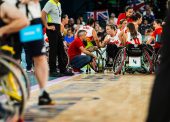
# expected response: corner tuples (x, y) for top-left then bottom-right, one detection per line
(87, 19), (95, 26)
(61, 14), (68, 20)
(77, 30), (86, 37)
(125, 6), (133, 12)
(67, 28), (73, 32)
(130, 12), (142, 22)
(154, 19), (162, 25)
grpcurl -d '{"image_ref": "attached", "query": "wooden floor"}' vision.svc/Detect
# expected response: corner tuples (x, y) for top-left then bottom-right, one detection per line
(24, 73), (155, 122)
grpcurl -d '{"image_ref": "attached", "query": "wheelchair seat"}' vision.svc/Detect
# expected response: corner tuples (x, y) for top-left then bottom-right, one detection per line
(126, 44), (143, 56)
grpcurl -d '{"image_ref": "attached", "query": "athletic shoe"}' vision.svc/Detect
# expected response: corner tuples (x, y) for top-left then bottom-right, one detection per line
(26, 69), (34, 73)
(61, 71), (74, 76)
(73, 68), (84, 73)
(38, 91), (56, 105)
(49, 71), (62, 77)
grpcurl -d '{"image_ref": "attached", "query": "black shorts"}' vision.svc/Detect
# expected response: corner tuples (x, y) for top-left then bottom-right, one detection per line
(13, 33), (46, 60)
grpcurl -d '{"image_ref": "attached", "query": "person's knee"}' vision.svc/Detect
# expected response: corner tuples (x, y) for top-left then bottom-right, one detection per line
(33, 55), (47, 65)
(85, 56), (92, 63)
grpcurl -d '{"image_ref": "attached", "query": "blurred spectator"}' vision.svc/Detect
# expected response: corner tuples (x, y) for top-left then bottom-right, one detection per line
(64, 28), (74, 47)
(143, 9), (155, 24)
(73, 18), (83, 32)
(78, 16), (85, 25)
(139, 19), (151, 35)
(108, 17), (115, 25)
(110, 12), (118, 25)
(68, 18), (75, 29)
(94, 21), (103, 33)
(117, 6), (134, 25)
(143, 4), (154, 16)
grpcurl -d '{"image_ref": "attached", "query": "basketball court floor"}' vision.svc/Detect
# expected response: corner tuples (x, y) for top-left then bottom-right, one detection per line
(24, 73), (155, 122)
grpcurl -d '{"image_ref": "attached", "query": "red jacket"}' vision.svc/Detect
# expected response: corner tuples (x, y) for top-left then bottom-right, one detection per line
(117, 13), (133, 25)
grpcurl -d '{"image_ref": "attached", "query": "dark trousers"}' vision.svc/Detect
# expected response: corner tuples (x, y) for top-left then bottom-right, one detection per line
(146, 12), (170, 122)
(70, 55), (92, 69)
(46, 23), (68, 73)
(23, 44), (33, 70)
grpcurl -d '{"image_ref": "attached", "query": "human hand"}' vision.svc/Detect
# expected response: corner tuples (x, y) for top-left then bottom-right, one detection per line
(47, 26), (55, 31)
(93, 46), (98, 51)
(92, 55), (97, 60)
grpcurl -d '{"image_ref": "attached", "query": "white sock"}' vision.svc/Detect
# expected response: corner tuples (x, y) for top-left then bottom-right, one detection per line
(39, 88), (45, 96)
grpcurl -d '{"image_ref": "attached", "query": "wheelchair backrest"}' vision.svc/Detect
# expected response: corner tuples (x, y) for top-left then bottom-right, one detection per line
(126, 44), (143, 56)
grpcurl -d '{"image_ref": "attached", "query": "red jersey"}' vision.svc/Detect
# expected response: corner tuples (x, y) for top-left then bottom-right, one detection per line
(152, 27), (162, 48)
(117, 13), (133, 25)
(68, 38), (84, 61)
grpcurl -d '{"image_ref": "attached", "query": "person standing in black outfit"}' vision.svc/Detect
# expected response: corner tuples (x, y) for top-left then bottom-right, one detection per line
(42, 0), (73, 77)
(146, 1), (170, 122)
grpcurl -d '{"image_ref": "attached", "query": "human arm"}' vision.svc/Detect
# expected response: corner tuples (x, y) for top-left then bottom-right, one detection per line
(41, 10), (55, 31)
(0, 2), (29, 35)
(79, 46), (97, 59)
(41, 2), (56, 30)
(146, 36), (155, 45)
(100, 35), (110, 48)
(118, 30), (126, 46)
(92, 29), (101, 48)
(122, 33), (127, 46)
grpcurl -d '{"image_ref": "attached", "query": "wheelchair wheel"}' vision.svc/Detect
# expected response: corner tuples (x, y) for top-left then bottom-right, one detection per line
(0, 58), (27, 116)
(0, 55), (30, 99)
(96, 50), (105, 73)
(142, 49), (153, 73)
(113, 47), (126, 75)
(154, 48), (161, 72)
(89, 49), (105, 73)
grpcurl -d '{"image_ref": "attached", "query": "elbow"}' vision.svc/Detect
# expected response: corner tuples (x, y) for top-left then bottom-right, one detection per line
(21, 18), (30, 28)
(25, 19), (30, 27)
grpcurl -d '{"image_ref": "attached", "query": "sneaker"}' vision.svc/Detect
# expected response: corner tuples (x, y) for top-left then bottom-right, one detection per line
(38, 91), (56, 105)
(61, 71), (74, 76)
(49, 71), (62, 77)
(26, 69), (34, 73)
(73, 68), (84, 73)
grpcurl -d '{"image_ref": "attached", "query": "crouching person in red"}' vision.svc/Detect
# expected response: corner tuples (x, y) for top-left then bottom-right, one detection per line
(68, 30), (97, 73)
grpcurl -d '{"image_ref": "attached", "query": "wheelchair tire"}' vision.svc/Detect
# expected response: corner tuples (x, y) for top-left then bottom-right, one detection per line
(0, 55), (30, 99)
(154, 48), (161, 73)
(113, 47), (126, 75)
(142, 49), (153, 73)
(0, 58), (27, 116)
(90, 50), (105, 73)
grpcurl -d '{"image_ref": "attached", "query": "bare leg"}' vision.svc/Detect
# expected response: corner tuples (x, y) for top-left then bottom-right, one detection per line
(33, 55), (48, 89)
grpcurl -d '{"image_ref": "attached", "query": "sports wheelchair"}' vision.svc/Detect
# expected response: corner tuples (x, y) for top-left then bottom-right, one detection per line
(113, 44), (153, 75)
(142, 44), (162, 73)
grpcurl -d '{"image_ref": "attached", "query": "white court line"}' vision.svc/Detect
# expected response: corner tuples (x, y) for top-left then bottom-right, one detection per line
(30, 74), (81, 92)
